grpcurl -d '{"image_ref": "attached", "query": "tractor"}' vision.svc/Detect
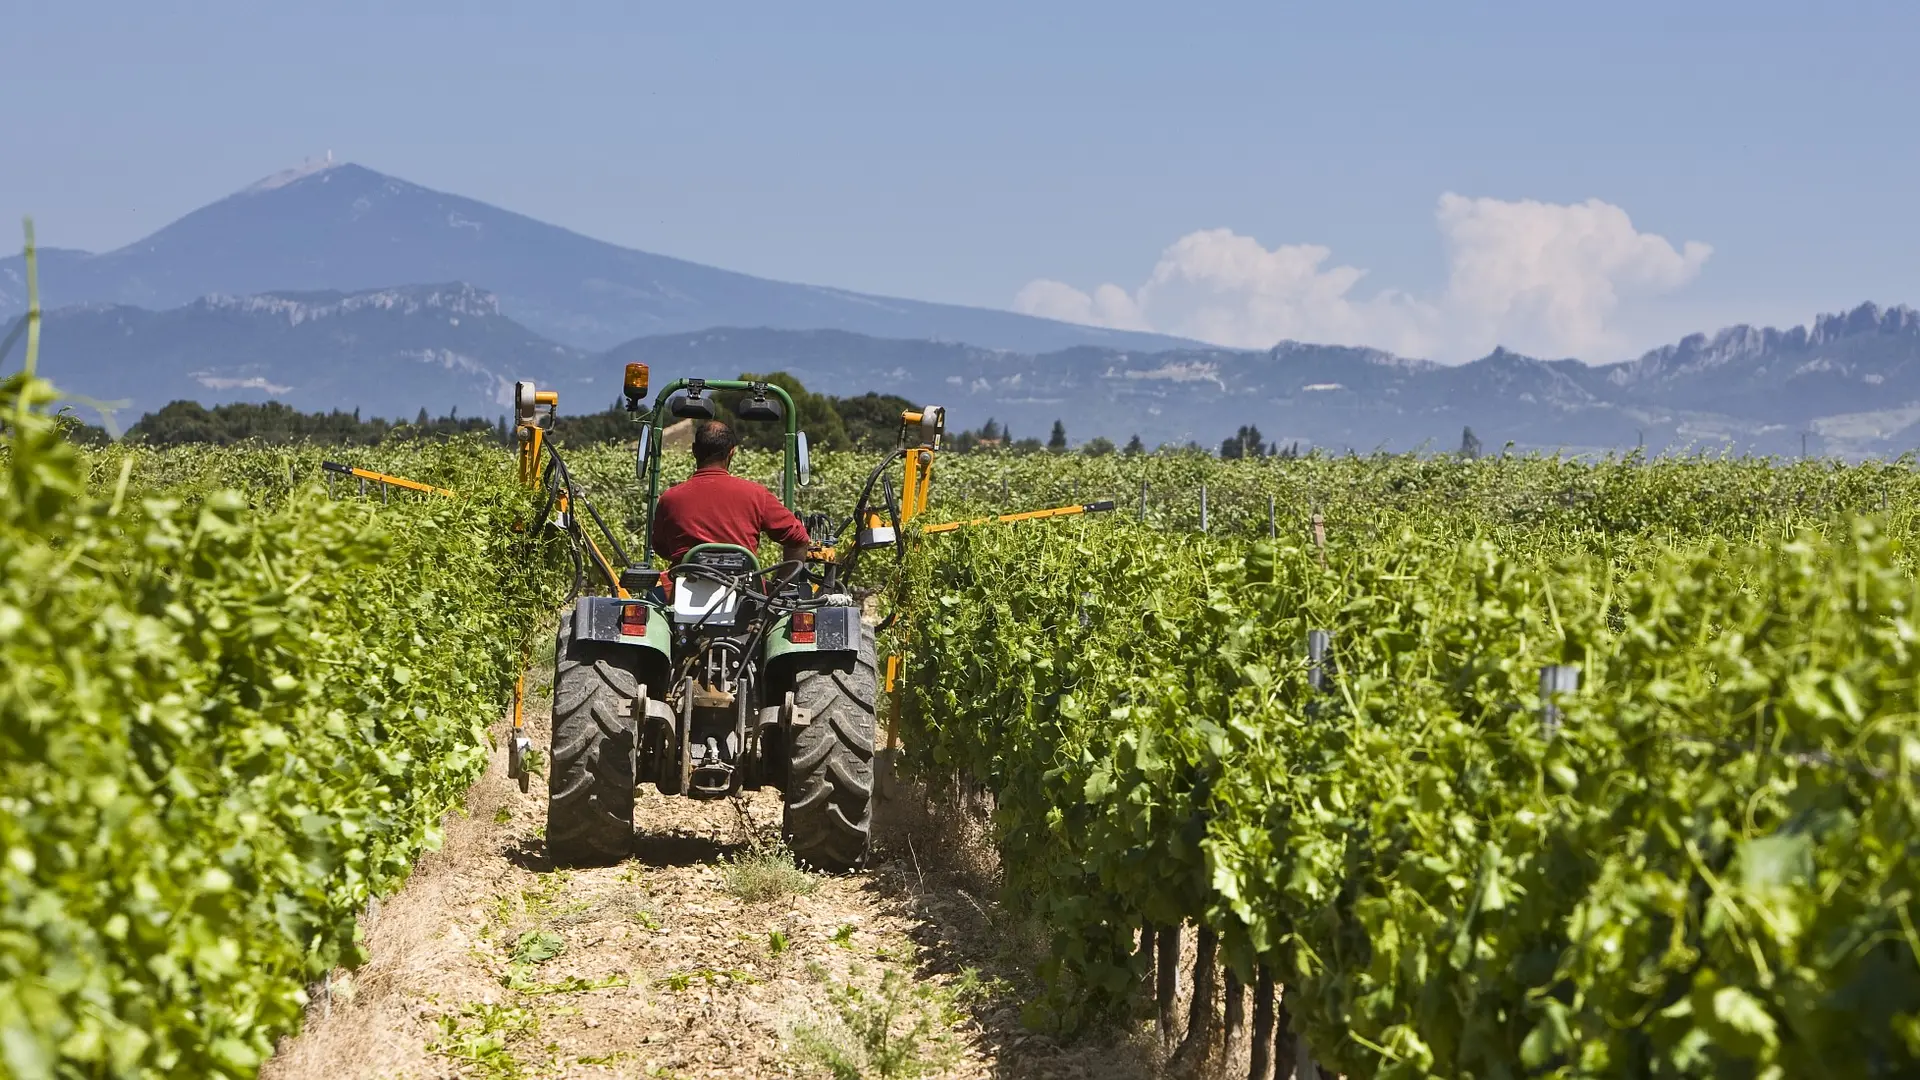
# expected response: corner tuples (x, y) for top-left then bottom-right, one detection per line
(506, 367), (935, 872)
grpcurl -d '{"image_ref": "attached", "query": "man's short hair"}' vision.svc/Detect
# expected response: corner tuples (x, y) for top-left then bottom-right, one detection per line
(692, 420), (739, 467)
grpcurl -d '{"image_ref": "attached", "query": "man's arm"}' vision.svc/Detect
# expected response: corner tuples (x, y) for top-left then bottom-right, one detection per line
(758, 487), (813, 574)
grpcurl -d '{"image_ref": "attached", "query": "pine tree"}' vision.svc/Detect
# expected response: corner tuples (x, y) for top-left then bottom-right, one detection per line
(1123, 434), (1144, 456)
(1220, 424), (1266, 460)
(1048, 420), (1068, 453)
(415, 407), (429, 427)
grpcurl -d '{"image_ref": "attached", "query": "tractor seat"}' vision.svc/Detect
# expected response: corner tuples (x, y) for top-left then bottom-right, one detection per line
(678, 543), (760, 574)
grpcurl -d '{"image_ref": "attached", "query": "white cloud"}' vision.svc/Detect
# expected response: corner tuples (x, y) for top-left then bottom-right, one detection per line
(1433, 194), (1711, 359)
(1014, 194), (1711, 362)
(1013, 279), (1150, 332)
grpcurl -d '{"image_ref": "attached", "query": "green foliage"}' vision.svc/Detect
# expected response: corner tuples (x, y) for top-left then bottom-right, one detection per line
(429, 1002), (537, 1079)
(726, 372), (851, 453)
(1219, 424), (1268, 459)
(126, 399), (507, 447)
(830, 391), (918, 451)
(895, 464), (1920, 1076)
(509, 930), (565, 966)
(548, 399), (642, 446)
(0, 367), (556, 1076)
(550, 378), (909, 451)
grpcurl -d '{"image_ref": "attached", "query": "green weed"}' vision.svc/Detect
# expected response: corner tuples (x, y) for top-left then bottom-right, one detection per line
(502, 970), (629, 995)
(429, 1002), (537, 1079)
(792, 969), (957, 1080)
(654, 967), (756, 992)
(510, 928), (565, 965)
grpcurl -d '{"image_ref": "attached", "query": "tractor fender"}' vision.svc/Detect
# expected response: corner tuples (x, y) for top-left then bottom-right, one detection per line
(764, 605), (859, 664)
(572, 595), (672, 658)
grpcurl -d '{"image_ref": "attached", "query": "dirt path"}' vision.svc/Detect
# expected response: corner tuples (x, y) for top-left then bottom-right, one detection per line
(263, 666), (1162, 1080)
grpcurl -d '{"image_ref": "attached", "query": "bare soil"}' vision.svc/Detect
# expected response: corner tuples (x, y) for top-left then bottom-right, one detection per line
(262, 666), (1168, 1080)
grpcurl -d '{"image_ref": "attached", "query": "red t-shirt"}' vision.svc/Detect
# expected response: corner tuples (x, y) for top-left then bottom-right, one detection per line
(652, 464), (809, 562)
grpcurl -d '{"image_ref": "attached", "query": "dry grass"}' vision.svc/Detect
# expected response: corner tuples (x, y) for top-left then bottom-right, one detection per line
(721, 845), (821, 904)
(261, 736), (520, 1080)
(266, 650), (1175, 1080)
(872, 756), (1002, 895)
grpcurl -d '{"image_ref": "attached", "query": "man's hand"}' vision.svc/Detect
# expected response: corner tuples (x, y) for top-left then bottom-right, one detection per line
(771, 539), (812, 592)
(782, 539), (811, 568)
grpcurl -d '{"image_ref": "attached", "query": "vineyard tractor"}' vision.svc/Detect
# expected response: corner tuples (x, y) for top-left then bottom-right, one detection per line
(505, 366), (1113, 871)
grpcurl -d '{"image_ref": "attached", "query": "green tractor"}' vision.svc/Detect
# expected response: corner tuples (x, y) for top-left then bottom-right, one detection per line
(514, 369), (919, 872)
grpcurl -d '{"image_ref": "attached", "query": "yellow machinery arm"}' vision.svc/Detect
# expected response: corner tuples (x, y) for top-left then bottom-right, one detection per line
(919, 500), (1117, 534)
(320, 460), (457, 498)
(869, 405), (1115, 748)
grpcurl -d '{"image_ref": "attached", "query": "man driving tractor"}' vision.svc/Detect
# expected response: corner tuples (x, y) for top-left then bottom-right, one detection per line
(651, 420), (811, 567)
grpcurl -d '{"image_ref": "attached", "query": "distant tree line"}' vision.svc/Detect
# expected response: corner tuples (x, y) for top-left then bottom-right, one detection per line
(124, 400), (505, 447)
(557, 373), (922, 452)
(53, 376), (1331, 462)
(92, 373), (922, 451)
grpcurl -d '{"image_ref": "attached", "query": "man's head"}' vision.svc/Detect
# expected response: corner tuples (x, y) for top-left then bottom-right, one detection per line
(692, 420), (739, 470)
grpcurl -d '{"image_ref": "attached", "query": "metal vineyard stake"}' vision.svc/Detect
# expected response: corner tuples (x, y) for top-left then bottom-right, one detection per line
(1540, 665), (1580, 737)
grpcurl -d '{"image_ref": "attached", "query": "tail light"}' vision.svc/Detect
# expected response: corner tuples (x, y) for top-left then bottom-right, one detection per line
(788, 612), (816, 644)
(619, 603), (648, 636)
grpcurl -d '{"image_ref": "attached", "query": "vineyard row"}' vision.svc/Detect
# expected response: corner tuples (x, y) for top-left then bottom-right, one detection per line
(896, 510), (1920, 1077)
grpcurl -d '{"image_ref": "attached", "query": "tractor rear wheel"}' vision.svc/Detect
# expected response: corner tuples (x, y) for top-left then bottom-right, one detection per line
(782, 624), (878, 871)
(546, 607), (637, 866)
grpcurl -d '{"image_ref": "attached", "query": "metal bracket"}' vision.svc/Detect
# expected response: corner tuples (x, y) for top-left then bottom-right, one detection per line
(692, 684), (736, 709)
(508, 734), (532, 793)
(1307, 630), (1332, 693)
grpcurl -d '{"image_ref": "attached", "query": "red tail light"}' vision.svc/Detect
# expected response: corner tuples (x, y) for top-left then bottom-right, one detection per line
(788, 611), (816, 644)
(619, 603), (648, 636)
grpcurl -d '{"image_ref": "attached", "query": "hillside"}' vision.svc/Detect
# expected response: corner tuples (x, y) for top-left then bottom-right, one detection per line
(600, 308), (1920, 457)
(21, 277), (1920, 456)
(0, 160), (1200, 354)
(29, 283), (589, 424)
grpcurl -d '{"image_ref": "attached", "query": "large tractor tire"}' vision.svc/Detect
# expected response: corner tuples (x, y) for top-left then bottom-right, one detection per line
(782, 625), (878, 871)
(546, 607), (637, 866)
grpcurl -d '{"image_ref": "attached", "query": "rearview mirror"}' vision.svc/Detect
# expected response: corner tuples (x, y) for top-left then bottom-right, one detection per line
(635, 422), (652, 481)
(796, 431), (811, 486)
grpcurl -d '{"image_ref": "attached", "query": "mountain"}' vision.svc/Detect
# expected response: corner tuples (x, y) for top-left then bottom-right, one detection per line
(0, 160), (1200, 354)
(27, 283), (586, 424)
(598, 305), (1920, 458)
(19, 279), (1920, 458)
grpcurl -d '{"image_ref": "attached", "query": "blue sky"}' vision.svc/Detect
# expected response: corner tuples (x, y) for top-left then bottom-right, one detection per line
(4, 0), (1916, 361)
